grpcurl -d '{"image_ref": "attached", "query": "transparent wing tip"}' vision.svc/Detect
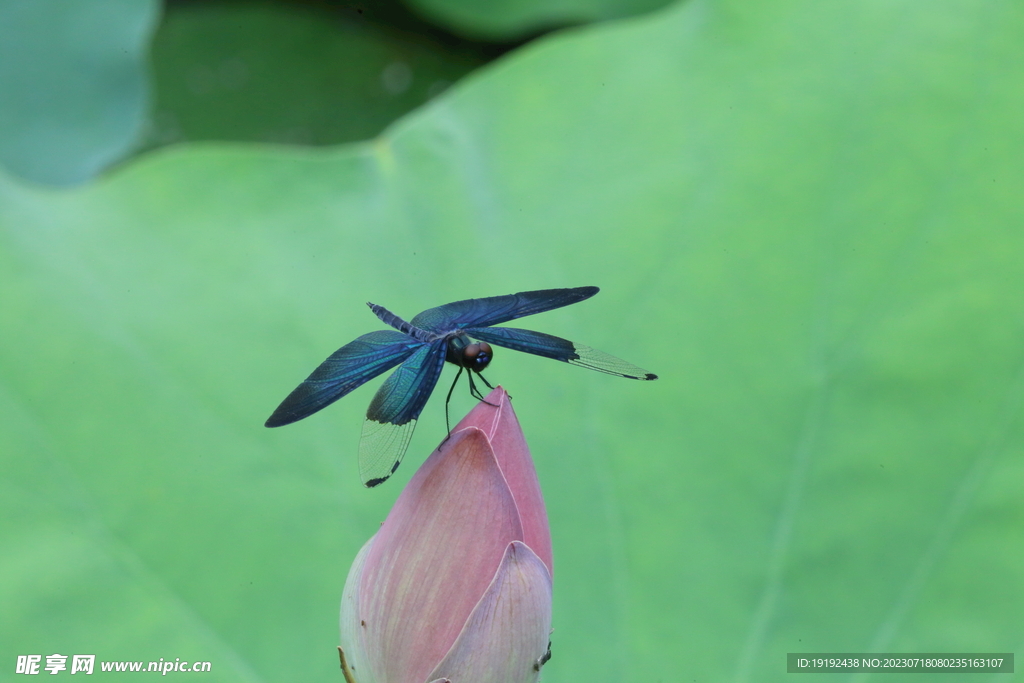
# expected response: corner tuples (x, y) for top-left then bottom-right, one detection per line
(569, 344), (658, 380)
(359, 418), (416, 488)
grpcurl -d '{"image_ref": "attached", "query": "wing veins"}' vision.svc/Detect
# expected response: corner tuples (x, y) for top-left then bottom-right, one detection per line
(266, 330), (421, 427)
(359, 339), (448, 487)
(411, 286), (599, 331)
(466, 326), (657, 380)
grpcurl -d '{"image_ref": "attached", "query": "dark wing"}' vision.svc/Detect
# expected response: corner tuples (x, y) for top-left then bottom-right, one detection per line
(465, 326), (658, 380)
(410, 286), (599, 332)
(265, 330), (423, 427)
(358, 338), (448, 487)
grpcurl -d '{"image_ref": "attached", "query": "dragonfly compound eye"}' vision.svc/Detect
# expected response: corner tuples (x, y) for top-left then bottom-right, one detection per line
(463, 342), (493, 372)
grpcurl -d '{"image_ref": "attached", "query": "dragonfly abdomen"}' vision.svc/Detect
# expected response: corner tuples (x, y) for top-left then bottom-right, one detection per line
(367, 302), (436, 343)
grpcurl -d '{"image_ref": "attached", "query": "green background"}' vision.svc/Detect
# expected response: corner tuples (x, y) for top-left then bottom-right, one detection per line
(2, 0), (1023, 682)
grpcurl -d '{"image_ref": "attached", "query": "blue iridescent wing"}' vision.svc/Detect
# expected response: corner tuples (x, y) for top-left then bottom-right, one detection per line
(359, 338), (448, 487)
(464, 327), (658, 380)
(410, 286), (599, 332)
(265, 330), (423, 427)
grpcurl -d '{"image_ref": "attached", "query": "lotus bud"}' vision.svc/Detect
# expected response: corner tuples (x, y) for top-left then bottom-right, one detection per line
(339, 387), (553, 683)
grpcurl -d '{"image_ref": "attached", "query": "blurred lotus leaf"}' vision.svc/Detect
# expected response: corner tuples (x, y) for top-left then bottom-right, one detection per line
(0, 0), (158, 186)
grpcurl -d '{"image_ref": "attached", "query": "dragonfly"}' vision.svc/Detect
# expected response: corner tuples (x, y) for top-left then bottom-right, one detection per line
(265, 286), (657, 487)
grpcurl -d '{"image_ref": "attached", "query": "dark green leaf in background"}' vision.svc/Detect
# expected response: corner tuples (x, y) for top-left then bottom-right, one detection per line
(0, 0), (158, 186)
(144, 1), (488, 149)
(2, 1), (1023, 682)
(406, 0), (671, 40)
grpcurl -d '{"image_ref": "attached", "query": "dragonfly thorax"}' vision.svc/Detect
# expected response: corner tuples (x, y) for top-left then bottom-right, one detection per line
(446, 334), (493, 373)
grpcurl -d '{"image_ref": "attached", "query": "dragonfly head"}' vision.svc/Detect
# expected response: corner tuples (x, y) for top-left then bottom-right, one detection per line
(462, 341), (493, 373)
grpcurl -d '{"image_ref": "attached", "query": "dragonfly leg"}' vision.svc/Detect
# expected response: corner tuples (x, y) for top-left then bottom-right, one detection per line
(442, 366), (464, 441)
(478, 372), (510, 400)
(467, 372), (499, 406)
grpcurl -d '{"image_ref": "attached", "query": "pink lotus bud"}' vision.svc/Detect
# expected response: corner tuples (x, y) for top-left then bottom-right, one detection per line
(339, 387), (553, 683)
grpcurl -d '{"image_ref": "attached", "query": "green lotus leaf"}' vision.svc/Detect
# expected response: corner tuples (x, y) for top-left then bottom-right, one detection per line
(0, 0), (158, 186)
